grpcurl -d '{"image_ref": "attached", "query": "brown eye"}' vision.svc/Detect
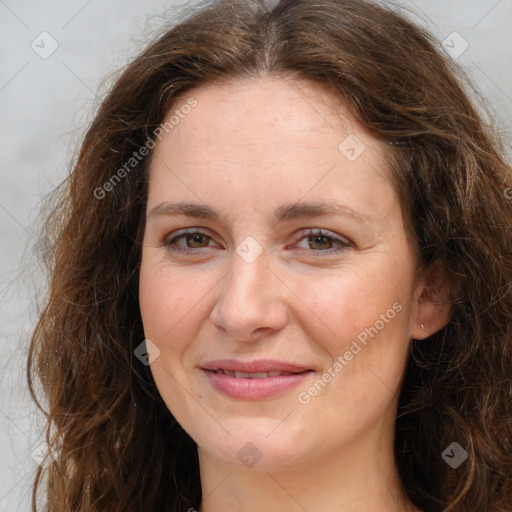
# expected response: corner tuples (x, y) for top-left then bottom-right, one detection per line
(293, 229), (351, 257)
(163, 229), (218, 255)
(306, 234), (334, 251)
(183, 233), (210, 248)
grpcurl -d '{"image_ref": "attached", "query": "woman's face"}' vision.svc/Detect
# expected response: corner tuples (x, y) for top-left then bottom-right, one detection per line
(139, 76), (425, 472)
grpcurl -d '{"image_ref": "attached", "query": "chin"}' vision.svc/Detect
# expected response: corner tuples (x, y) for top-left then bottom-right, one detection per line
(195, 420), (314, 471)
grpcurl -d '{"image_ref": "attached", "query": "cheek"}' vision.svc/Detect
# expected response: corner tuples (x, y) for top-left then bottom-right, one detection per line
(305, 266), (406, 342)
(138, 260), (215, 425)
(301, 259), (413, 395)
(293, 293), (410, 446)
(138, 260), (213, 352)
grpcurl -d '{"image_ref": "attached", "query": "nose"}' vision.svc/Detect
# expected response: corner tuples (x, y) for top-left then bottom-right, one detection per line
(209, 250), (289, 343)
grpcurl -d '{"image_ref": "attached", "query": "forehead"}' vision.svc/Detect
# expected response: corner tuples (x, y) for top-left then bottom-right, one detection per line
(146, 76), (399, 230)
(165, 75), (364, 147)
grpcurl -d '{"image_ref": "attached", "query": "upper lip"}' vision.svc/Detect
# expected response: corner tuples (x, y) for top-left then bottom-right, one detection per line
(201, 359), (312, 373)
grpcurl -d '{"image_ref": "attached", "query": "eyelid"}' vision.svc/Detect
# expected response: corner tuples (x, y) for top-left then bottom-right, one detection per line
(165, 227), (216, 240)
(289, 228), (352, 247)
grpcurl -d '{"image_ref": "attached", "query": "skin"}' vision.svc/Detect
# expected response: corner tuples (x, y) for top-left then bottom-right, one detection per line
(139, 75), (451, 512)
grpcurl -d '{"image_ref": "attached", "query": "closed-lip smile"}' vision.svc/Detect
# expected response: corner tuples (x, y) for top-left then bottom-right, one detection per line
(200, 359), (315, 400)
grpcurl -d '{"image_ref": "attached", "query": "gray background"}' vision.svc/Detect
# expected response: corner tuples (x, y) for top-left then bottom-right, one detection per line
(1, 0), (511, 510)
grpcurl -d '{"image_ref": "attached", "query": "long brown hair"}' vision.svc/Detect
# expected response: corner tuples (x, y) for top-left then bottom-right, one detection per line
(28, 0), (512, 510)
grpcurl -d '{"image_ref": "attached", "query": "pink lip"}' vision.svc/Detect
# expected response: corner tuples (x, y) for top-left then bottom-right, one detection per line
(201, 359), (311, 373)
(200, 359), (314, 400)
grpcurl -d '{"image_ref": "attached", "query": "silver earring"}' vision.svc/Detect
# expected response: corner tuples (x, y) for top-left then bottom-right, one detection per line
(421, 324), (425, 329)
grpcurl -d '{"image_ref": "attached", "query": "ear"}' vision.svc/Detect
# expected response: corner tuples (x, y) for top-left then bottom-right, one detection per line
(409, 260), (452, 340)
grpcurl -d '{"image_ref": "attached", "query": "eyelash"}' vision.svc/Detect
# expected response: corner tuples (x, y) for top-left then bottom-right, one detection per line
(162, 228), (352, 257)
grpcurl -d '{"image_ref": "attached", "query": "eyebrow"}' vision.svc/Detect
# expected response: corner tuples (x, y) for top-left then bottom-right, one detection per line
(147, 200), (375, 225)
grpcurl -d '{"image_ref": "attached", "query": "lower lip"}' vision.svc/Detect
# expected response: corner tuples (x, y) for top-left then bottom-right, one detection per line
(202, 369), (314, 400)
